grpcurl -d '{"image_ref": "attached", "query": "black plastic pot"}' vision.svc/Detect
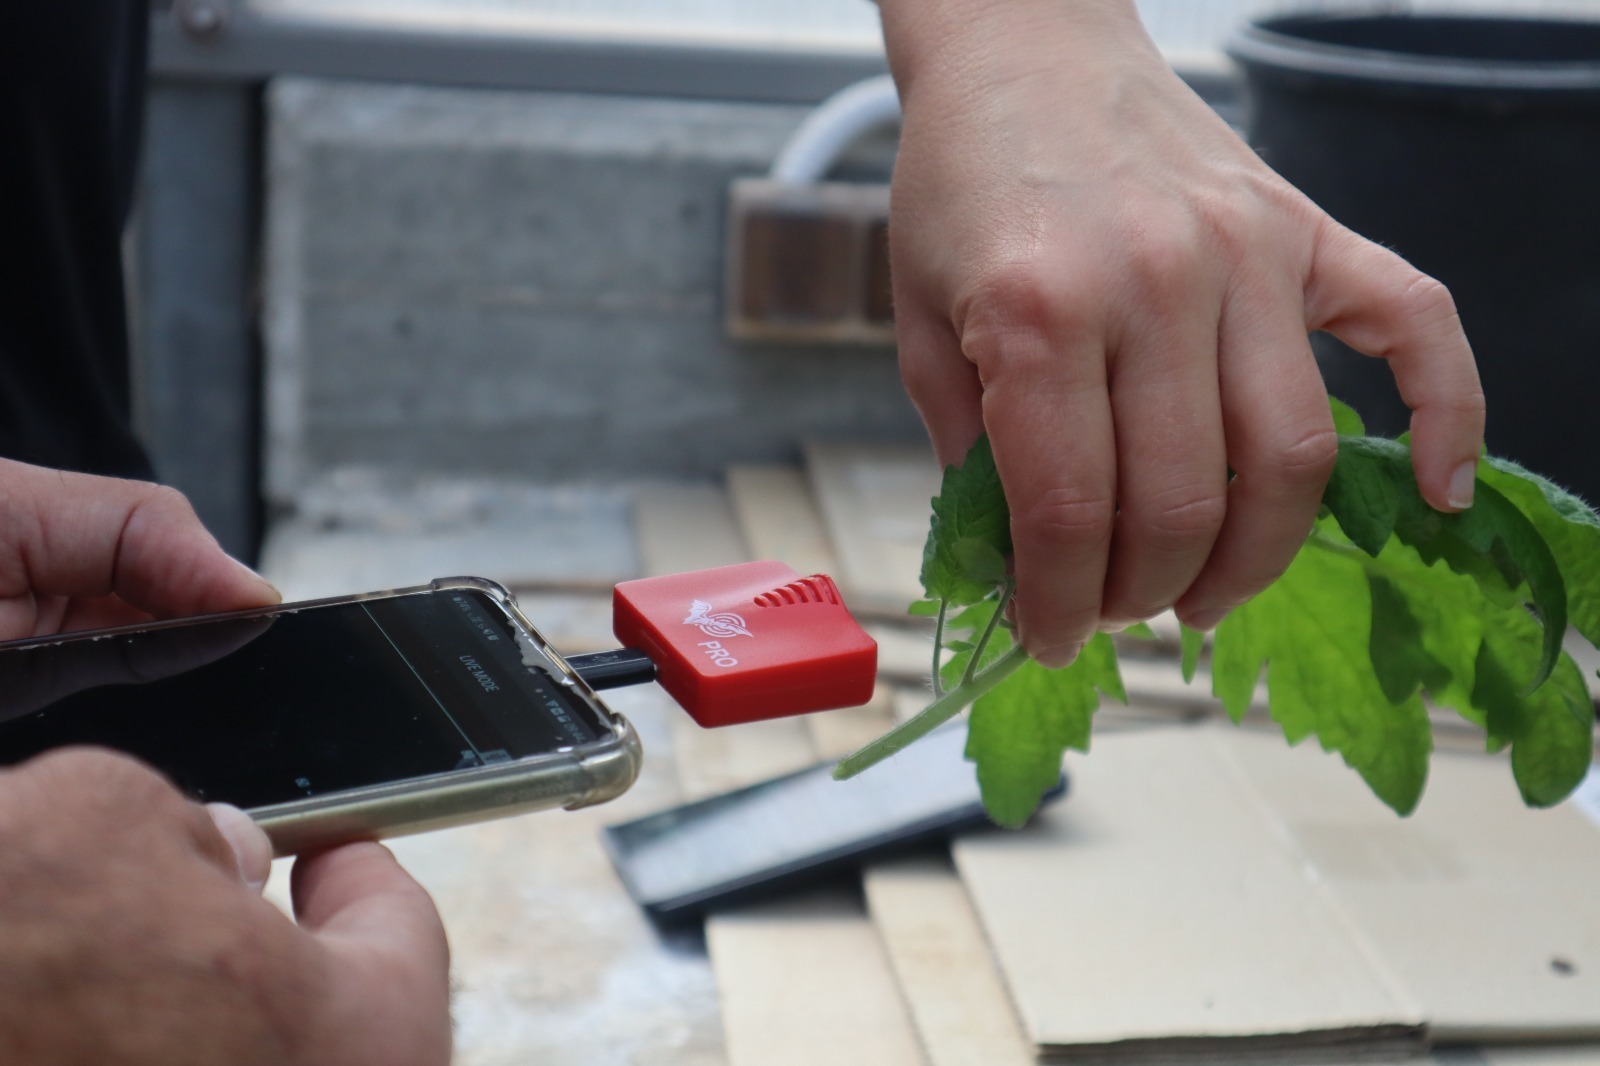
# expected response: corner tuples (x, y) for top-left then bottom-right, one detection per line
(1229, 14), (1600, 500)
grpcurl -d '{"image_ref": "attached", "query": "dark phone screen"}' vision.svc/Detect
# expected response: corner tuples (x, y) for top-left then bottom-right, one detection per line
(0, 589), (603, 809)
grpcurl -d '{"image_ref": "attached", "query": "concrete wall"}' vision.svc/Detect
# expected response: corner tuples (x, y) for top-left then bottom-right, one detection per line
(264, 79), (919, 506)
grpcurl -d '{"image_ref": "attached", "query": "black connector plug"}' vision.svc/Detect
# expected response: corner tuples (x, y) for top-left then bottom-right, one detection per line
(566, 648), (658, 691)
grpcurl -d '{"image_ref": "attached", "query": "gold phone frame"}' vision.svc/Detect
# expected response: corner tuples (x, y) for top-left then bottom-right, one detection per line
(0, 576), (643, 856)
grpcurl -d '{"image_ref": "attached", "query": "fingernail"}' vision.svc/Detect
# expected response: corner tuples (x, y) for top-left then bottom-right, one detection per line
(1183, 607), (1229, 632)
(1099, 619), (1132, 634)
(1031, 642), (1083, 669)
(206, 802), (272, 893)
(229, 556), (282, 601)
(1447, 460), (1477, 511)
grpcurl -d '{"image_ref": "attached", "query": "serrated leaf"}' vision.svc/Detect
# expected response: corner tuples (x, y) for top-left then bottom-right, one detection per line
(920, 437), (1011, 605)
(1211, 521), (1434, 814)
(1329, 396), (1367, 437)
(1321, 530), (1587, 807)
(1122, 621), (1157, 641)
(954, 538), (1009, 586)
(1480, 457), (1600, 650)
(1473, 640), (1593, 807)
(858, 424), (1600, 827)
(1179, 624), (1204, 683)
(965, 632), (1125, 827)
(1324, 437), (1401, 555)
(1326, 437), (1567, 687)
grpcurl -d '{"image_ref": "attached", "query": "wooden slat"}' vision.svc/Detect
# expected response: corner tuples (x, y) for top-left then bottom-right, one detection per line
(709, 891), (929, 1066)
(805, 683), (899, 762)
(863, 856), (1035, 1066)
(633, 481), (750, 578)
(726, 465), (839, 577)
(802, 441), (939, 614)
(673, 716), (820, 803)
(866, 622), (940, 685)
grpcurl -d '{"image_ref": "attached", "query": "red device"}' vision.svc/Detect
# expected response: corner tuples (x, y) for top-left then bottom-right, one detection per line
(610, 561), (878, 728)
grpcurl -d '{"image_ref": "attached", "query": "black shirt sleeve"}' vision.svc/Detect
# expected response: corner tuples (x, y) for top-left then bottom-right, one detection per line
(0, 0), (155, 479)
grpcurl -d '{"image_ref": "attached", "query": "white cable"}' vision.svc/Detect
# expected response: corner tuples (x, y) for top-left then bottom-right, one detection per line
(769, 74), (902, 184)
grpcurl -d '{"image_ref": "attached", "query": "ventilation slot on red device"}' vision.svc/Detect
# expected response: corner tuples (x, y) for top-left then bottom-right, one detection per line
(754, 574), (845, 609)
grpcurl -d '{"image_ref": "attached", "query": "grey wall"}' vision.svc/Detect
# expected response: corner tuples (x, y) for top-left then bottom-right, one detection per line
(265, 79), (920, 507)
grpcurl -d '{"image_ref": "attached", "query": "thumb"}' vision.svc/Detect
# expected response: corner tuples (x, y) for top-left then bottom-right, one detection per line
(290, 842), (452, 1066)
(205, 802), (274, 893)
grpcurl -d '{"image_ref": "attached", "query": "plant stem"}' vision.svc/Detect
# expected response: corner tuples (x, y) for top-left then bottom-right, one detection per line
(833, 644), (1029, 779)
(930, 598), (949, 698)
(964, 580), (1014, 687)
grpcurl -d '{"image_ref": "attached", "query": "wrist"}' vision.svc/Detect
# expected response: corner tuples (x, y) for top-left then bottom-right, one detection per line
(876, 0), (1155, 96)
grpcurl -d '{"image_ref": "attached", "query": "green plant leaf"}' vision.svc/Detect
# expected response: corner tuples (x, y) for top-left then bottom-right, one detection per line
(1329, 396), (1367, 437)
(920, 437), (1011, 606)
(1211, 519), (1434, 814)
(836, 416), (1598, 827)
(1179, 624), (1204, 683)
(1480, 456), (1600, 649)
(1325, 437), (1567, 687)
(965, 632), (1125, 827)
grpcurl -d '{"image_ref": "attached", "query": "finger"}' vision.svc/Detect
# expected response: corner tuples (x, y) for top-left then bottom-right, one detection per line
(291, 843), (452, 1065)
(896, 296), (987, 467)
(1177, 279), (1338, 629)
(1306, 222), (1485, 511)
(965, 291), (1116, 667)
(1099, 298), (1228, 628)
(0, 460), (279, 637)
(292, 842), (449, 969)
(206, 802), (273, 893)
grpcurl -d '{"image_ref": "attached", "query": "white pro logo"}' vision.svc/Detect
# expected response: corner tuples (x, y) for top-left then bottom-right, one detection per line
(684, 600), (751, 668)
(683, 600), (752, 639)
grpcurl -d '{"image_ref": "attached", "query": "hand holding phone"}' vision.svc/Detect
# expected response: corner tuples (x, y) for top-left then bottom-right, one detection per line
(0, 578), (642, 855)
(0, 458), (883, 857)
(0, 747), (451, 1066)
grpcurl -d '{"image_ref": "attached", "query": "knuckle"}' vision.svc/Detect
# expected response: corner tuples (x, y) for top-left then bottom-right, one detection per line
(135, 482), (203, 527)
(1264, 422), (1340, 486)
(954, 260), (1085, 369)
(1396, 273), (1460, 326)
(1134, 487), (1228, 549)
(1120, 219), (1208, 303)
(1015, 487), (1115, 556)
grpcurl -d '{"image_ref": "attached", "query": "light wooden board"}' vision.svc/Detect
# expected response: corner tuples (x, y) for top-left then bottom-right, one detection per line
(954, 725), (1426, 1062)
(638, 476), (920, 1064)
(708, 891), (929, 1066)
(863, 855), (1035, 1066)
(1220, 728), (1600, 1043)
(805, 683), (899, 762)
(867, 622), (941, 684)
(803, 441), (940, 614)
(633, 481), (751, 578)
(726, 465), (839, 578)
(672, 715), (820, 803)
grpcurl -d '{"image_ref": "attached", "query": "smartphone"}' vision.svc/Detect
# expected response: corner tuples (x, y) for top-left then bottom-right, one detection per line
(603, 723), (1066, 921)
(0, 577), (641, 854)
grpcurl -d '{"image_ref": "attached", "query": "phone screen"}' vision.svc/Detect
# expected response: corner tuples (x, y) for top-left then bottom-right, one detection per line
(0, 588), (605, 809)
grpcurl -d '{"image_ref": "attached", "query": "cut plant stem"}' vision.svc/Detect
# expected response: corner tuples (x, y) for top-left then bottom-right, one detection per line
(964, 581), (1015, 688)
(833, 644), (1029, 779)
